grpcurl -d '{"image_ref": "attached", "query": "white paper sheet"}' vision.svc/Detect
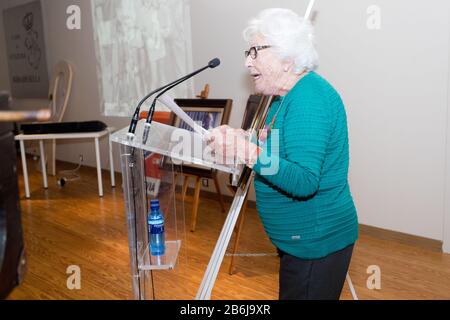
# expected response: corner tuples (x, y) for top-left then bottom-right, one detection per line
(158, 94), (209, 138)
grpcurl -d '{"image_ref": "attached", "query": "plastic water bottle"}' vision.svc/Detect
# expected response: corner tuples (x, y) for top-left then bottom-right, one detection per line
(148, 199), (165, 256)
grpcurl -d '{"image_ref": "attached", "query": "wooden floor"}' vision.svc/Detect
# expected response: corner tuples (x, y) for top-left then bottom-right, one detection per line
(8, 157), (450, 300)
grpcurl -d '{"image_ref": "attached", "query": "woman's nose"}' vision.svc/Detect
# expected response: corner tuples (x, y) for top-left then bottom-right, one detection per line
(245, 55), (253, 68)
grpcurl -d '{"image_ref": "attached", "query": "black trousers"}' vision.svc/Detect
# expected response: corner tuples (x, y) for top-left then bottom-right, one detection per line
(278, 244), (354, 300)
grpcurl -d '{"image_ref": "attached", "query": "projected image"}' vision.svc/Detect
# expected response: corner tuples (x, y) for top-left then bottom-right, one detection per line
(91, 0), (194, 116)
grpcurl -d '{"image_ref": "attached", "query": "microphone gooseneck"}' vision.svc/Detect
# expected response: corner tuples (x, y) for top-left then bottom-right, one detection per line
(128, 58), (221, 138)
(141, 58), (221, 144)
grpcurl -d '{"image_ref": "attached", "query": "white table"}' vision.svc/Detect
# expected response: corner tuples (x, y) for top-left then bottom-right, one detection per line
(15, 128), (116, 198)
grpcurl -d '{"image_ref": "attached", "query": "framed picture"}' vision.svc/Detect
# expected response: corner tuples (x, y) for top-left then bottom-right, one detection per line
(170, 99), (232, 175)
(174, 107), (222, 131)
(172, 99), (232, 130)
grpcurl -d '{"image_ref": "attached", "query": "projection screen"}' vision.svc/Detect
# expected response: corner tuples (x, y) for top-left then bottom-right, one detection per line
(91, 0), (194, 116)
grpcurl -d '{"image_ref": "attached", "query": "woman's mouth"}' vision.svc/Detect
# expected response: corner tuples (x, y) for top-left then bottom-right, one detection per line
(251, 74), (261, 81)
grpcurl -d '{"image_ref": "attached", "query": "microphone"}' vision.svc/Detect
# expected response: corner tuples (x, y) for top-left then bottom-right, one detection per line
(141, 58), (221, 144)
(208, 58), (220, 68)
(127, 58), (221, 138)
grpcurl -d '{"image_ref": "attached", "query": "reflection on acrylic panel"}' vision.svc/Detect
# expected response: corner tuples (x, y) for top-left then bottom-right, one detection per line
(91, 0), (194, 116)
(178, 110), (222, 132)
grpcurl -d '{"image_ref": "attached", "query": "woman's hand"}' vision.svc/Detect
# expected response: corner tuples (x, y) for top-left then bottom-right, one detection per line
(206, 126), (260, 168)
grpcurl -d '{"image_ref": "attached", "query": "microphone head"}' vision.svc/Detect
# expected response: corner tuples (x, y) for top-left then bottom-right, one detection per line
(208, 58), (221, 68)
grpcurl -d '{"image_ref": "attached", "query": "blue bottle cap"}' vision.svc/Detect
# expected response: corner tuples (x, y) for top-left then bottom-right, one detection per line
(150, 199), (160, 210)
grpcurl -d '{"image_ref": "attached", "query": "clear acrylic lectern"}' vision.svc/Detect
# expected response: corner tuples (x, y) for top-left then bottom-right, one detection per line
(110, 120), (240, 300)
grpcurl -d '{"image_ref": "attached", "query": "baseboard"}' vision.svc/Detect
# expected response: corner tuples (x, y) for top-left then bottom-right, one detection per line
(198, 188), (443, 253)
(443, 243), (450, 254)
(359, 224), (442, 253)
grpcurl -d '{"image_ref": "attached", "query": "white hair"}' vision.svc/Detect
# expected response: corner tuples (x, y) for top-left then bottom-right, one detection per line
(243, 8), (319, 73)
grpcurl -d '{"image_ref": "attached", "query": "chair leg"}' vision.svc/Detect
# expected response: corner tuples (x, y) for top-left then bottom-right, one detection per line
(228, 196), (248, 275)
(213, 175), (226, 213)
(190, 176), (202, 232)
(182, 175), (189, 201)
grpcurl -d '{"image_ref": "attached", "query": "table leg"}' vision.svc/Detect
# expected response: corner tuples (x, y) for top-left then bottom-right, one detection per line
(95, 137), (103, 197)
(39, 140), (48, 189)
(19, 140), (30, 198)
(109, 136), (115, 187)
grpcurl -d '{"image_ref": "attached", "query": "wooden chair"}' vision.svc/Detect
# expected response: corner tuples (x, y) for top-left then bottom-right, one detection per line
(44, 60), (74, 176)
(18, 60), (73, 176)
(180, 167), (226, 232)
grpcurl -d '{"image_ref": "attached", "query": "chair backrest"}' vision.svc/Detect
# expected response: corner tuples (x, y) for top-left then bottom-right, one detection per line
(49, 60), (73, 122)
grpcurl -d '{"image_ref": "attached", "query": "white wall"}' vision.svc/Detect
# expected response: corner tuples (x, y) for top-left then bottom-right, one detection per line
(315, 0), (449, 242)
(0, 0), (129, 177)
(1, 0), (450, 244)
(190, 0), (450, 243)
(444, 15), (450, 253)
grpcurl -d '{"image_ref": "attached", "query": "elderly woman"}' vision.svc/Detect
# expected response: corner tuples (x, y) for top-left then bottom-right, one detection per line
(208, 8), (358, 300)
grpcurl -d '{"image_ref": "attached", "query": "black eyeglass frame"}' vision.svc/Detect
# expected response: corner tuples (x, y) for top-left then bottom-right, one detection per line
(244, 45), (272, 59)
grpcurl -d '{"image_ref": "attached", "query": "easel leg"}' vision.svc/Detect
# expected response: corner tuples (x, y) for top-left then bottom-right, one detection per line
(346, 273), (359, 300)
(182, 175), (189, 201)
(228, 196), (248, 275)
(190, 176), (202, 232)
(213, 175), (226, 213)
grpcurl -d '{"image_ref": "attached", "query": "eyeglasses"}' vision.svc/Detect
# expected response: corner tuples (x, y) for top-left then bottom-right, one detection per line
(244, 45), (272, 59)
